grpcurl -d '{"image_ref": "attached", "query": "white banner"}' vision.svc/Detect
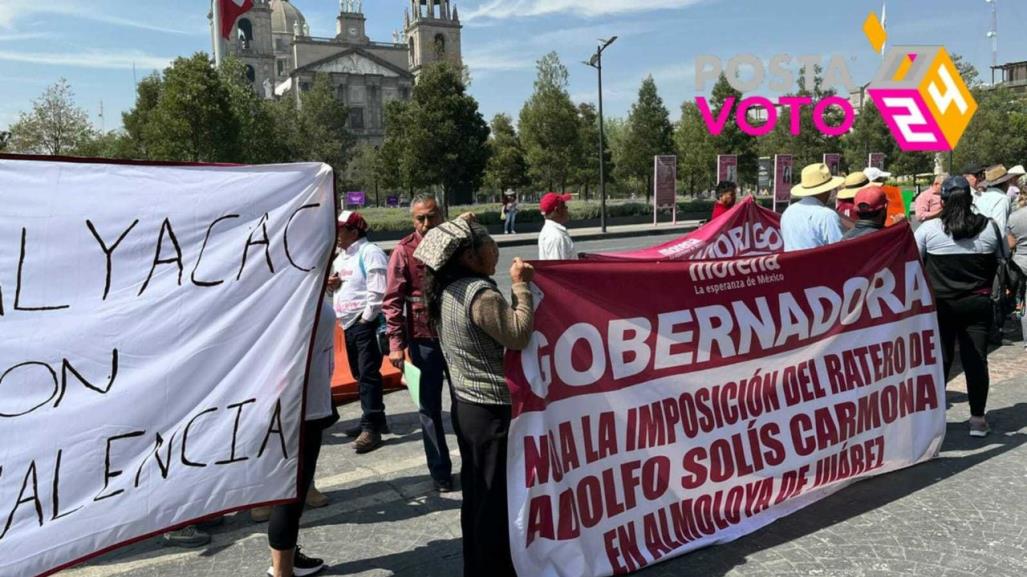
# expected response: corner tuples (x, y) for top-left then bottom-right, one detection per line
(0, 158), (336, 577)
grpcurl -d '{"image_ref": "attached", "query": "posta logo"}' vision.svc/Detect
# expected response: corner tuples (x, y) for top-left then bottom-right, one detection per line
(863, 11), (977, 151)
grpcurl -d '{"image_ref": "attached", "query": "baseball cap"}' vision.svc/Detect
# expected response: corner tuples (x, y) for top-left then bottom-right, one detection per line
(854, 186), (887, 214)
(540, 193), (572, 215)
(960, 163), (986, 176)
(337, 210), (369, 233)
(941, 175), (971, 199)
(863, 167), (892, 182)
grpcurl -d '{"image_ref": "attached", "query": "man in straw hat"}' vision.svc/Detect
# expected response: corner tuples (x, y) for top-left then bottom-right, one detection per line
(836, 171), (870, 221)
(977, 164), (1014, 234)
(781, 163), (846, 252)
(1006, 164), (1025, 201)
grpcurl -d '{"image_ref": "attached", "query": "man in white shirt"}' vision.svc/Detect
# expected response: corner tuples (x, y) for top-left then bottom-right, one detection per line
(329, 211), (390, 454)
(976, 164), (1014, 234)
(538, 193), (575, 260)
(781, 163), (846, 252)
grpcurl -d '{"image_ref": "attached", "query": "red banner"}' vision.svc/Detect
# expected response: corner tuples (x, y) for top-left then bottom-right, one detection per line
(506, 224), (945, 577)
(581, 196), (781, 262)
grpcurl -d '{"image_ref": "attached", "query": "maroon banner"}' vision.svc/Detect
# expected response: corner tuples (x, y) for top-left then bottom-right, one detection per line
(717, 155), (738, 184)
(505, 224), (945, 577)
(868, 153), (886, 171)
(823, 153), (842, 176)
(774, 155), (793, 205)
(582, 196), (781, 262)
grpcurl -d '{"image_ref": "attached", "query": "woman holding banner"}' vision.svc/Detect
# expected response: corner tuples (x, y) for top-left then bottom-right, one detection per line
(265, 297), (338, 577)
(915, 176), (1009, 438)
(415, 217), (535, 577)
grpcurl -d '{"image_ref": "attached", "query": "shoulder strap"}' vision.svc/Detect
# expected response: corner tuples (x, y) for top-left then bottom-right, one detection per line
(989, 219), (1009, 260)
(357, 241), (369, 277)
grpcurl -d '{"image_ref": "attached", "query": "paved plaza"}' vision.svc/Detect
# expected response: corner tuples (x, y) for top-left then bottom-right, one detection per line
(61, 232), (1027, 577)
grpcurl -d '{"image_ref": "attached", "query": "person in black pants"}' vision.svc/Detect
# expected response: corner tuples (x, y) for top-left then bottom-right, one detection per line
(266, 299), (338, 577)
(915, 176), (1009, 437)
(330, 211), (390, 454)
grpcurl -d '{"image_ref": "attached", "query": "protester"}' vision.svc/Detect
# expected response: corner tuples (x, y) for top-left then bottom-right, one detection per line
(502, 194), (518, 235)
(1007, 165), (1025, 200)
(265, 298), (338, 577)
(382, 195), (454, 492)
(836, 172), (870, 220)
(781, 163), (845, 251)
(711, 181), (737, 220)
(330, 211), (390, 454)
(538, 192), (576, 260)
(962, 163), (987, 193)
(915, 174), (947, 223)
(976, 164), (1014, 234)
(1007, 189), (1027, 351)
(914, 176), (1009, 437)
(415, 218), (535, 577)
(842, 186), (889, 240)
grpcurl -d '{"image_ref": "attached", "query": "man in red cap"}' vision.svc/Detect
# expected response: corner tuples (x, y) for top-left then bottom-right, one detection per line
(329, 210), (390, 453)
(538, 193), (575, 260)
(842, 186), (889, 240)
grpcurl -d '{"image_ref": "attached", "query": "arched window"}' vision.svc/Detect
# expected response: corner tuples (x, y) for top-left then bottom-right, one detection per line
(433, 33), (446, 58)
(245, 65), (256, 83)
(238, 18), (254, 42)
(408, 38), (416, 64)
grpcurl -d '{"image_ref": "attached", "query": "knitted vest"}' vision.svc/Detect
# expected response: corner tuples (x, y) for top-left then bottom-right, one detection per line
(438, 277), (510, 405)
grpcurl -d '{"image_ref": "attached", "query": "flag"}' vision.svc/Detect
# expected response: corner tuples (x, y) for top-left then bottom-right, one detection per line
(219, 0), (254, 39)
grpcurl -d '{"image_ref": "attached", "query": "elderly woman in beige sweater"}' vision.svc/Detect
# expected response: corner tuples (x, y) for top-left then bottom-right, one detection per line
(414, 217), (534, 577)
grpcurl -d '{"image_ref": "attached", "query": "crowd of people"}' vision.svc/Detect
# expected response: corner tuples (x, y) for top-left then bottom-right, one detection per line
(181, 166), (1023, 577)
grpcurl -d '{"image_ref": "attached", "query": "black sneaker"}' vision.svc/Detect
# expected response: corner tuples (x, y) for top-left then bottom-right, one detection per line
(433, 477), (454, 493)
(265, 547), (325, 577)
(343, 423), (362, 438)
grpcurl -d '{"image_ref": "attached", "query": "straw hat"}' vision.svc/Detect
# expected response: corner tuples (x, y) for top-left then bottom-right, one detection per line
(837, 172), (871, 200)
(984, 164), (1016, 187)
(1007, 164), (1025, 177)
(791, 163), (845, 197)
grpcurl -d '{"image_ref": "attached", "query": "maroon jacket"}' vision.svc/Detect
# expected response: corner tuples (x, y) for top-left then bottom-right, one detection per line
(383, 231), (436, 352)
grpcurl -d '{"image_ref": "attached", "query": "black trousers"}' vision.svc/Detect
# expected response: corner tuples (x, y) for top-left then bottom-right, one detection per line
(344, 321), (386, 431)
(938, 295), (993, 417)
(410, 339), (453, 482)
(453, 399), (517, 577)
(268, 421), (323, 551)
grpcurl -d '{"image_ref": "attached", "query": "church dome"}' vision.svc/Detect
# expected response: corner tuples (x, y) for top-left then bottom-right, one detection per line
(271, 0), (306, 35)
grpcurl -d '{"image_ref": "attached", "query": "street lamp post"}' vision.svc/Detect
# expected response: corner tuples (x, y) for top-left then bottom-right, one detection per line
(585, 36), (617, 233)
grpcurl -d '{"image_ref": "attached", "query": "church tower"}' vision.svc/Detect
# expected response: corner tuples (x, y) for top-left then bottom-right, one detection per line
(220, 0), (276, 98)
(404, 0), (462, 78)
(337, 0), (370, 45)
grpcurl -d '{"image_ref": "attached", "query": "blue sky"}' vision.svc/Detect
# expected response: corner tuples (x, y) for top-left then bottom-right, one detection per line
(1, 0), (1024, 132)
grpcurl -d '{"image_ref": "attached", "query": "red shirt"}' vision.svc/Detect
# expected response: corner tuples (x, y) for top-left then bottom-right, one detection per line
(383, 231), (435, 352)
(711, 201), (731, 220)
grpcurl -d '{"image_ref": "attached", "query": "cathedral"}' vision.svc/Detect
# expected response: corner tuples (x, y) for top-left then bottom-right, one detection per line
(214, 0), (463, 146)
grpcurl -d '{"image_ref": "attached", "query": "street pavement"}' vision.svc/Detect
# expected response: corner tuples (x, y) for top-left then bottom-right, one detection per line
(60, 233), (1027, 577)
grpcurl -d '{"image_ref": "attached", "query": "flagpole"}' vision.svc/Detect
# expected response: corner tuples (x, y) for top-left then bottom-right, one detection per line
(212, 0), (224, 66)
(881, 2), (887, 55)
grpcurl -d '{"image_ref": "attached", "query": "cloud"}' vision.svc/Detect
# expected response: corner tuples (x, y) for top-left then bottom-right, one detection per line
(0, 31), (53, 41)
(0, 48), (173, 70)
(0, 1), (198, 35)
(464, 0), (707, 22)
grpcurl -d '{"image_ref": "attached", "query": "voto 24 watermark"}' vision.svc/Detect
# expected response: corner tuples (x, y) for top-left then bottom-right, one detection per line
(693, 12), (977, 152)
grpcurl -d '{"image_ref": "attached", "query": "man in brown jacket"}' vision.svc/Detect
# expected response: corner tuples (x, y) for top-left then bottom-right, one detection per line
(382, 195), (454, 492)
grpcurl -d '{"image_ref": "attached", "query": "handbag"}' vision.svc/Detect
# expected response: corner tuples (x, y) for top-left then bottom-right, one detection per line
(990, 220), (1019, 303)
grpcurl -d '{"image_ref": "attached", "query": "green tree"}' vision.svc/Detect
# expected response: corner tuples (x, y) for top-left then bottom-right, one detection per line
(573, 102), (613, 201)
(73, 130), (136, 159)
(619, 76), (674, 203)
(345, 142), (382, 205)
(293, 74), (353, 174)
(402, 63), (491, 208)
(143, 53), (241, 162)
(121, 73), (163, 159)
(949, 86), (1027, 173)
(484, 113), (529, 197)
(708, 74), (758, 187)
(675, 101), (716, 195)
(379, 99), (415, 195)
(219, 58), (291, 164)
(519, 52), (582, 191)
(9, 78), (94, 155)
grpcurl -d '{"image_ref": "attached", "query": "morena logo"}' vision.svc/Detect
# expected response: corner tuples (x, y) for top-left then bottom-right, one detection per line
(693, 12), (977, 152)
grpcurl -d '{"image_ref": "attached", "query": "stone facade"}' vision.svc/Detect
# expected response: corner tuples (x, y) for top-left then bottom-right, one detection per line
(214, 0), (463, 146)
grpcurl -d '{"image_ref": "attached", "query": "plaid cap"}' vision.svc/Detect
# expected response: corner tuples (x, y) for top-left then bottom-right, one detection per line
(413, 219), (489, 270)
